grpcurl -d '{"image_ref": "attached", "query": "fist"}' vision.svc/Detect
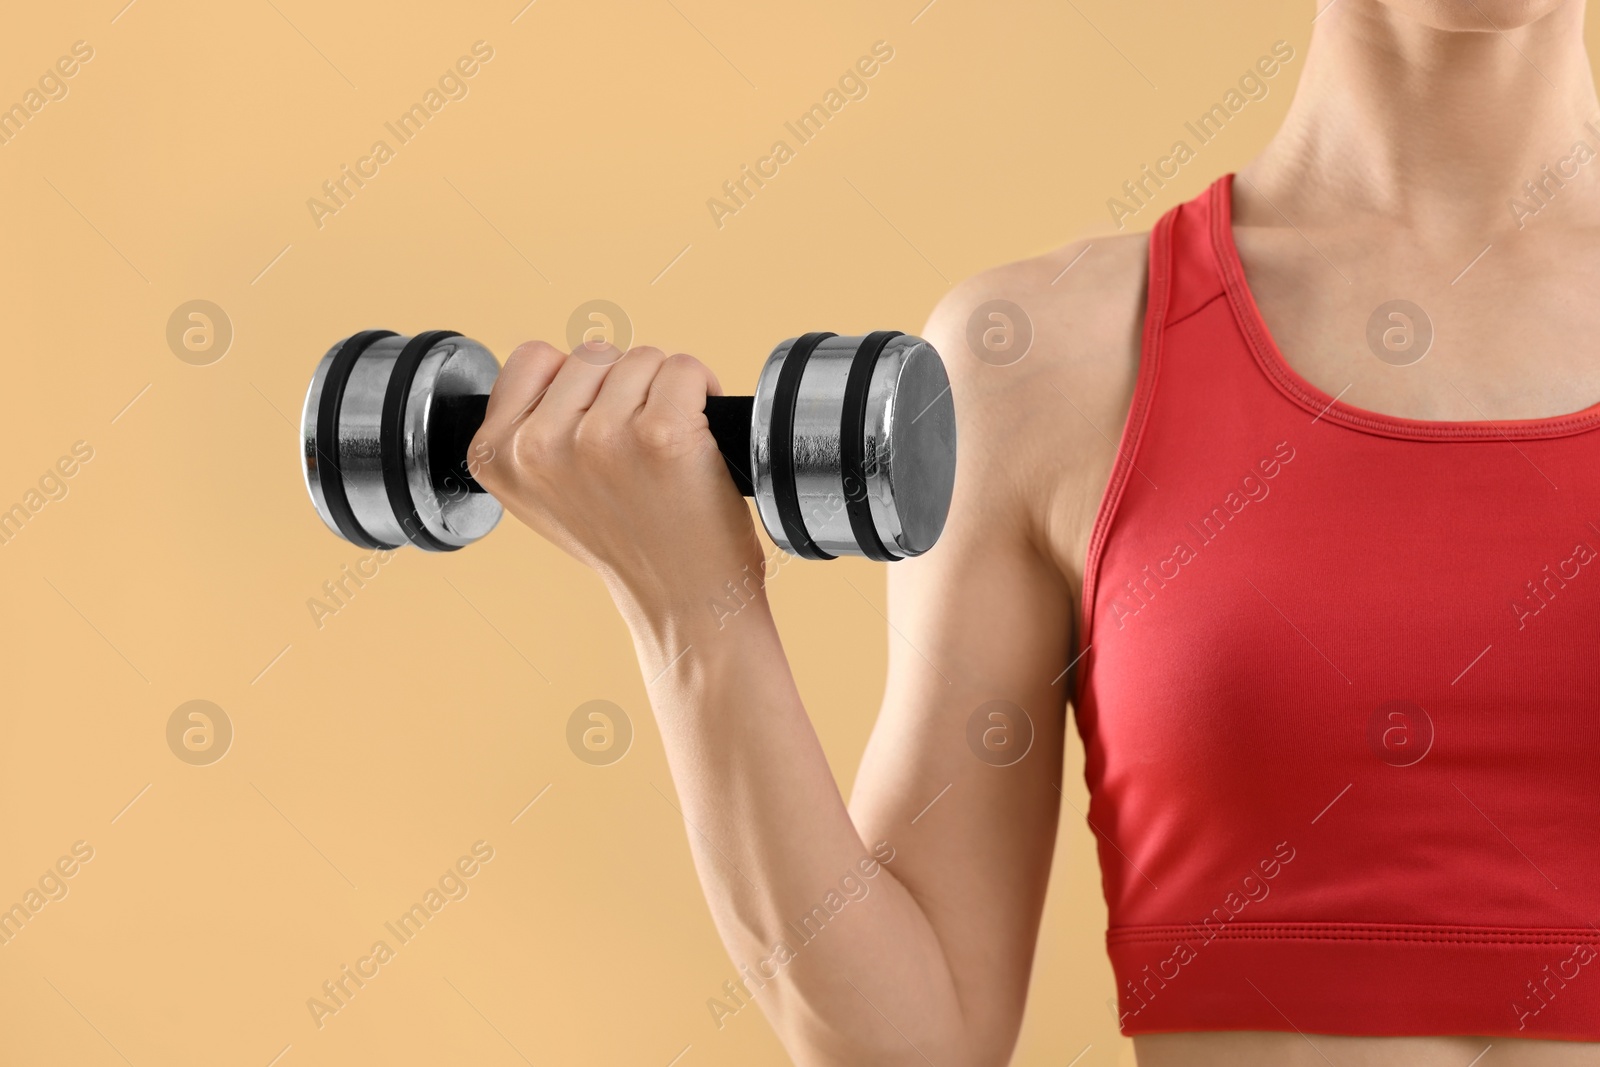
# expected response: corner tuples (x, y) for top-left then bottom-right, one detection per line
(469, 340), (763, 608)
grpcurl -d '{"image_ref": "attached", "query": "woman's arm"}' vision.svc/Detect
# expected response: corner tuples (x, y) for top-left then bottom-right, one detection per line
(473, 235), (1145, 1066)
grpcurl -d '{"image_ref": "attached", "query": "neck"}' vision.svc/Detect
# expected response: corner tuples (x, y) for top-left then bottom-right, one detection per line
(1245, 0), (1600, 233)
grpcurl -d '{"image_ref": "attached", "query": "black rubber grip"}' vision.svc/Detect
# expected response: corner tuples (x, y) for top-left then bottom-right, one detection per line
(316, 329), (398, 550)
(770, 332), (837, 561)
(380, 330), (462, 552)
(839, 331), (900, 562)
(430, 394), (490, 495)
(704, 395), (755, 496)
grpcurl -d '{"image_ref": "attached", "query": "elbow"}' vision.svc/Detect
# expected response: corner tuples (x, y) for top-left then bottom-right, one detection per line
(760, 980), (1022, 1067)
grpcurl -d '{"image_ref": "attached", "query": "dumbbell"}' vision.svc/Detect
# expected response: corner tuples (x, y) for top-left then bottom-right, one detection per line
(300, 330), (957, 560)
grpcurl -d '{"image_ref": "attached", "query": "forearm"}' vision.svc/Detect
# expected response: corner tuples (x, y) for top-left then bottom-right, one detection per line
(465, 319), (1061, 1063)
(618, 586), (979, 1066)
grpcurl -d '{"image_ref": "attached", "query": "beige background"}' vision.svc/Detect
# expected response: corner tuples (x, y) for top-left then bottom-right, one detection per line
(0, 1), (1341, 1063)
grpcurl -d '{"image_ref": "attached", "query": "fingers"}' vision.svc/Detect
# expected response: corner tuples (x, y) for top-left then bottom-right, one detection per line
(535, 340), (625, 422)
(482, 340), (564, 431)
(584, 346), (669, 426)
(638, 353), (721, 440)
(479, 340), (721, 458)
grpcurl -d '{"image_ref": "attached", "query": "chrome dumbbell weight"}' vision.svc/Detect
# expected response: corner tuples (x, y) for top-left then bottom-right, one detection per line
(300, 330), (957, 560)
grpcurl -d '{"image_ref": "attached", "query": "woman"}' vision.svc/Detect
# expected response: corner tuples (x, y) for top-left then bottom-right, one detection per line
(473, 1), (1600, 1063)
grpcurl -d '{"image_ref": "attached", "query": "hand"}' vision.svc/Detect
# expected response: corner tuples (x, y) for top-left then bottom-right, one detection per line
(470, 340), (765, 618)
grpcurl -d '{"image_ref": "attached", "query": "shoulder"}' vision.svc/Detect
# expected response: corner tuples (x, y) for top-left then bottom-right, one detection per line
(918, 232), (1150, 585)
(922, 232), (1149, 437)
(924, 232), (1150, 350)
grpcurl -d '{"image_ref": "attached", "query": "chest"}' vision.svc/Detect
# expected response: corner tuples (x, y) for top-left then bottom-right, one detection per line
(1234, 225), (1600, 423)
(1078, 303), (1600, 923)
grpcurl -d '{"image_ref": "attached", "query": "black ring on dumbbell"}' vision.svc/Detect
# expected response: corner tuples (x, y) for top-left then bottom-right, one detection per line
(839, 330), (901, 562)
(771, 332), (836, 561)
(317, 329), (400, 550)
(381, 330), (463, 552)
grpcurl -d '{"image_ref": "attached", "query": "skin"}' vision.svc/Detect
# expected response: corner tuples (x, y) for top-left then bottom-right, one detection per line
(472, 1), (1600, 1062)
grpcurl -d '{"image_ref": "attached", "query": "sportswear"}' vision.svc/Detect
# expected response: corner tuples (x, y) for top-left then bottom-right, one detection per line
(1076, 173), (1600, 1038)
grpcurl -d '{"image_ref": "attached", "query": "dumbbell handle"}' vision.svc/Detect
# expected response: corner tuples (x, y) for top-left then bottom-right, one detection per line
(704, 395), (757, 495)
(431, 393), (757, 497)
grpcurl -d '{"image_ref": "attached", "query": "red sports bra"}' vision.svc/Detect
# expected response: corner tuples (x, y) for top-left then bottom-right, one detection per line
(1076, 173), (1600, 1039)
